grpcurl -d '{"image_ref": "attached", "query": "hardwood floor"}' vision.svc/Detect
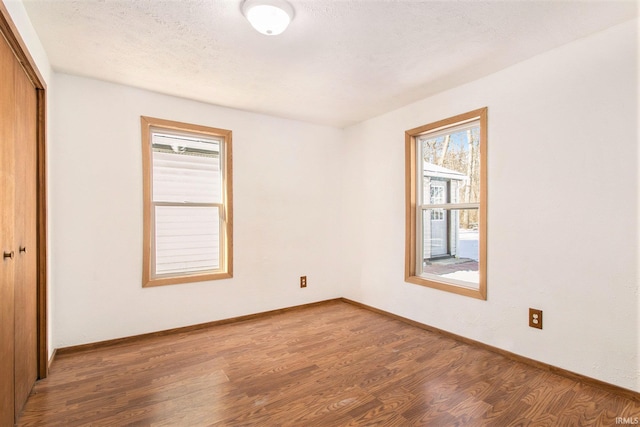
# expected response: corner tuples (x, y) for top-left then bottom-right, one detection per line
(17, 300), (640, 426)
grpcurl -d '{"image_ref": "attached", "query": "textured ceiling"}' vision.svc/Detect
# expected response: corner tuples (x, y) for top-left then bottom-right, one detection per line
(21, 0), (637, 128)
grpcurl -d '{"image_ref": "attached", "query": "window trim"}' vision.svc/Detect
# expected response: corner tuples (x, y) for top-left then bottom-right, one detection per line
(405, 108), (487, 300)
(141, 116), (233, 287)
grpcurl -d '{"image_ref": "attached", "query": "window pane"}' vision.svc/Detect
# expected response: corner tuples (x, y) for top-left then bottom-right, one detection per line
(421, 208), (479, 287)
(155, 205), (220, 275)
(419, 124), (480, 204)
(152, 133), (221, 204)
(153, 132), (220, 154)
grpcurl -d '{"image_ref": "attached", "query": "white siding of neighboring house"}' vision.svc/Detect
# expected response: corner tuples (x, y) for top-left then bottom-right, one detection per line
(152, 148), (222, 275)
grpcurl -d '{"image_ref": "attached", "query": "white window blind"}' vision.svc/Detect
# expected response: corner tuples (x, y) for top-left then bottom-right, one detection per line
(151, 131), (223, 276)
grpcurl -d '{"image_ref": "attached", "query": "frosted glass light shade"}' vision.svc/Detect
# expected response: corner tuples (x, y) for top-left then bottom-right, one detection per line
(242, 0), (294, 35)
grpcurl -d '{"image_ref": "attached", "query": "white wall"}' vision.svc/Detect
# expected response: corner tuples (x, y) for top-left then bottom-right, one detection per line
(3, 0), (50, 83)
(50, 74), (349, 347)
(343, 19), (639, 392)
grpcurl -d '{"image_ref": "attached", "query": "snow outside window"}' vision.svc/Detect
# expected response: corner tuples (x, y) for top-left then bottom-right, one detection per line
(405, 108), (487, 300)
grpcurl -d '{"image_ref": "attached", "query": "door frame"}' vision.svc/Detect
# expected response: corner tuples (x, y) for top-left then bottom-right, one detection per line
(0, 1), (48, 380)
(429, 179), (448, 258)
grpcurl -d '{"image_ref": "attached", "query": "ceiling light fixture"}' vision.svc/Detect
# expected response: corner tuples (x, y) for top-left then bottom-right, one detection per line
(242, 0), (294, 36)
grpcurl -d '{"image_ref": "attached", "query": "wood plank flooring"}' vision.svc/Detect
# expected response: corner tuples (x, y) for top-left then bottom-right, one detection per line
(17, 300), (640, 426)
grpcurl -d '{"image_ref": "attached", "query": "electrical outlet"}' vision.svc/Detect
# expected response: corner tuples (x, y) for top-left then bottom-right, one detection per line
(300, 276), (307, 288)
(529, 308), (543, 329)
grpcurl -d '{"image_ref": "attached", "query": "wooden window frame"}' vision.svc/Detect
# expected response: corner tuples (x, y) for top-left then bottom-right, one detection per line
(405, 108), (487, 300)
(141, 116), (233, 287)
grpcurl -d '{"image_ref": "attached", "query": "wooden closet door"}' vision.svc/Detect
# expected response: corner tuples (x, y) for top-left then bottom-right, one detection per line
(0, 29), (17, 427)
(13, 47), (39, 419)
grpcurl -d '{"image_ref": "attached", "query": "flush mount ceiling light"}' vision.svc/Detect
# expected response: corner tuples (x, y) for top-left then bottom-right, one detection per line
(242, 0), (294, 36)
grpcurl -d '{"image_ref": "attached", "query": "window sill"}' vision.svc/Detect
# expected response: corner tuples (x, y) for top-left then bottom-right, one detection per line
(405, 274), (486, 300)
(143, 271), (233, 288)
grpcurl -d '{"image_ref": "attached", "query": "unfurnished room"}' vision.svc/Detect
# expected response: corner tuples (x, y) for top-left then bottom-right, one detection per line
(0, 0), (639, 425)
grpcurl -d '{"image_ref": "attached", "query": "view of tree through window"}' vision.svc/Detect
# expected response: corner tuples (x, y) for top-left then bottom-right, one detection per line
(405, 108), (487, 300)
(419, 124), (480, 286)
(422, 126), (480, 224)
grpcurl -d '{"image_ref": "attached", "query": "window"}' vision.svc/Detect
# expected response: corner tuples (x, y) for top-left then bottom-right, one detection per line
(141, 116), (232, 287)
(405, 108), (487, 299)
